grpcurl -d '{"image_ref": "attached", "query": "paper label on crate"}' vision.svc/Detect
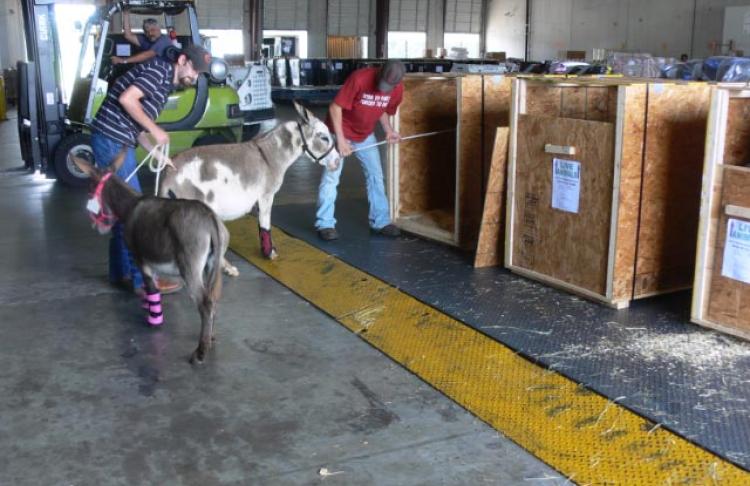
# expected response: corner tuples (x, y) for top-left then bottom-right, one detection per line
(721, 218), (750, 284)
(551, 158), (581, 213)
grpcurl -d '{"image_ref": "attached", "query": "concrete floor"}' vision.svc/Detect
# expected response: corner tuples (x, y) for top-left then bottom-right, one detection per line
(0, 110), (564, 485)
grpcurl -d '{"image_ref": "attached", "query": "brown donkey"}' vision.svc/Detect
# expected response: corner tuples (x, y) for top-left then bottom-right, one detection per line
(74, 151), (228, 364)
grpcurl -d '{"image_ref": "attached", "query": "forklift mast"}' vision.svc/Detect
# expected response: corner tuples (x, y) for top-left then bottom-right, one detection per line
(19, 0), (66, 176)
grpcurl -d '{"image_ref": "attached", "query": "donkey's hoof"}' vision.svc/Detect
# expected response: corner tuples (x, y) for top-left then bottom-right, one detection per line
(189, 349), (205, 365)
(265, 248), (279, 260)
(223, 264), (240, 277)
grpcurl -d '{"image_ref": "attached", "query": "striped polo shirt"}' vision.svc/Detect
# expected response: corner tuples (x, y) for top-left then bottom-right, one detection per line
(92, 58), (174, 146)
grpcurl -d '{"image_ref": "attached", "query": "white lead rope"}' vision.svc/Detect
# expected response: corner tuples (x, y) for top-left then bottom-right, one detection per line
(125, 143), (172, 196)
(350, 129), (455, 153)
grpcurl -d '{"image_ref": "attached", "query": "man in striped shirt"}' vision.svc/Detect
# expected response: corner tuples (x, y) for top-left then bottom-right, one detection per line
(91, 44), (212, 294)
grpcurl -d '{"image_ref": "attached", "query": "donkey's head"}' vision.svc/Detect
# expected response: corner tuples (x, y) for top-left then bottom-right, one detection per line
(71, 149), (139, 233)
(293, 101), (340, 171)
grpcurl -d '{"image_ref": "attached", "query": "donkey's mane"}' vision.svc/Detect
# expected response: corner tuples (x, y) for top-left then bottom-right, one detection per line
(104, 174), (141, 219)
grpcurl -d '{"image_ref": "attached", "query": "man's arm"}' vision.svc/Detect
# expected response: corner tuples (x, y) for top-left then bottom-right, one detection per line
(119, 85), (169, 145)
(121, 10), (141, 47)
(379, 112), (400, 143)
(329, 102), (353, 157)
(137, 131), (174, 168)
(112, 49), (157, 65)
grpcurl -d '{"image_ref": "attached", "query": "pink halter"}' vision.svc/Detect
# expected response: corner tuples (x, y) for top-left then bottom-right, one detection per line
(87, 172), (116, 234)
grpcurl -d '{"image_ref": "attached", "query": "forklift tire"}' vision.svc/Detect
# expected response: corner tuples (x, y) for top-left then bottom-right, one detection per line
(193, 135), (229, 147)
(54, 133), (95, 188)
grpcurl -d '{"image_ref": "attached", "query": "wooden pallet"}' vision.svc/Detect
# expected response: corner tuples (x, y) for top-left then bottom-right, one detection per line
(692, 86), (750, 341)
(505, 78), (711, 308)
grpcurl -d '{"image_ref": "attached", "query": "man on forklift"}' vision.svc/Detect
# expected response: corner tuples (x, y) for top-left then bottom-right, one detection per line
(91, 44), (212, 295)
(111, 11), (172, 65)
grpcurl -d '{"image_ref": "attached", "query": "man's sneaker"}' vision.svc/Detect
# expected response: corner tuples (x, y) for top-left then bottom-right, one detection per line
(156, 277), (183, 295)
(318, 228), (339, 241)
(371, 224), (401, 237)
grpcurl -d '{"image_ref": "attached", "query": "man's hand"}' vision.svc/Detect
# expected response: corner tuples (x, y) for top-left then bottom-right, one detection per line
(150, 126), (170, 146)
(386, 130), (401, 144)
(337, 138), (353, 157)
(111, 56), (125, 65)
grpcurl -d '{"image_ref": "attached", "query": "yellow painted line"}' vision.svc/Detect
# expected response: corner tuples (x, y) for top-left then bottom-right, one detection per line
(228, 217), (750, 485)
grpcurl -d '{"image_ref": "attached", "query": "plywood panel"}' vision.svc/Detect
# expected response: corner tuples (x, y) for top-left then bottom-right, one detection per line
(586, 86), (616, 122)
(561, 87), (587, 119)
(706, 167), (750, 334)
(525, 85), (562, 116)
(458, 75), (484, 249)
(633, 83), (711, 297)
(611, 85), (647, 301)
(397, 78), (458, 217)
(475, 128), (510, 268)
(512, 115), (616, 294)
(524, 83), (618, 123)
(482, 75), (512, 192)
(724, 98), (750, 166)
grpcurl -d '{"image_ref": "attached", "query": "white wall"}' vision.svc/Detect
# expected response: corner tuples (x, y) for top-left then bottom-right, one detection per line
(486, 0), (750, 61)
(485, 0), (526, 58)
(0, 0), (27, 70)
(694, 0), (750, 57)
(307, 0), (328, 57)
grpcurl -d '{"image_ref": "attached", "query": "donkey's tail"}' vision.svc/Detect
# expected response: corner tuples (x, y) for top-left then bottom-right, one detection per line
(205, 214), (224, 302)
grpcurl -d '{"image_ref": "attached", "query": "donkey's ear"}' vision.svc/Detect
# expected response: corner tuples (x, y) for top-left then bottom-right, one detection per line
(109, 147), (129, 174)
(70, 155), (99, 178)
(293, 101), (311, 124)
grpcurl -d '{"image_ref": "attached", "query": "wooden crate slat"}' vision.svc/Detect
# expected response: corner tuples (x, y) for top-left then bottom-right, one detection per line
(610, 84), (647, 301)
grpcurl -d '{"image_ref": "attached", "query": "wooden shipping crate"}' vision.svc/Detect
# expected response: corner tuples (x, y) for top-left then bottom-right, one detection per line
(386, 73), (512, 249)
(386, 74), (485, 248)
(505, 78), (711, 308)
(692, 86), (750, 340)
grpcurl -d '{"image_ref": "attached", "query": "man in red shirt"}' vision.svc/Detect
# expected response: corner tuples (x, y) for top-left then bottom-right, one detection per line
(315, 61), (405, 240)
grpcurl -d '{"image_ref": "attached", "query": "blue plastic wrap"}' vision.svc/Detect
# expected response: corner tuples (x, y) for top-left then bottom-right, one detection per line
(701, 56), (733, 80)
(661, 60), (703, 80)
(698, 56), (750, 81)
(717, 57), (750, 82)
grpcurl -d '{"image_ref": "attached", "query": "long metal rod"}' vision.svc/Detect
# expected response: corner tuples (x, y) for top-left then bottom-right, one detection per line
(351, 129), (454, 153)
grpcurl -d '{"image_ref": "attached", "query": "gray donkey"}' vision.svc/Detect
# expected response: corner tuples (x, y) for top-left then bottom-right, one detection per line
(159, 101), (339, 274)
(73, 152), (228, 364)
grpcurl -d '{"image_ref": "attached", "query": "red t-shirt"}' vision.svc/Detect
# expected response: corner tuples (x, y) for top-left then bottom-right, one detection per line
(327, 67), (404, 142)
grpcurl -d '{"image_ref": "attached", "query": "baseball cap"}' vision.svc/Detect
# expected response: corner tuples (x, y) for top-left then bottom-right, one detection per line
(182, 45), (212, 73)
(378, 61), (405, 93)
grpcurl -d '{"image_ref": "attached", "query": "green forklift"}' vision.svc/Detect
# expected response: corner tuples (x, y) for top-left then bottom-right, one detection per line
(31, 0), (272, 187)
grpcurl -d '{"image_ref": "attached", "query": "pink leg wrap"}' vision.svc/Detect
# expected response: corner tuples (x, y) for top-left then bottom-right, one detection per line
(259, 227), (275, 258)
(144, 291), (163, 326)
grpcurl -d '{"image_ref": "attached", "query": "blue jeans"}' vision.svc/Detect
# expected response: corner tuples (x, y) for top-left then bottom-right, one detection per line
(91, 132), (143, 289)
(315, 134), (391, 230)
